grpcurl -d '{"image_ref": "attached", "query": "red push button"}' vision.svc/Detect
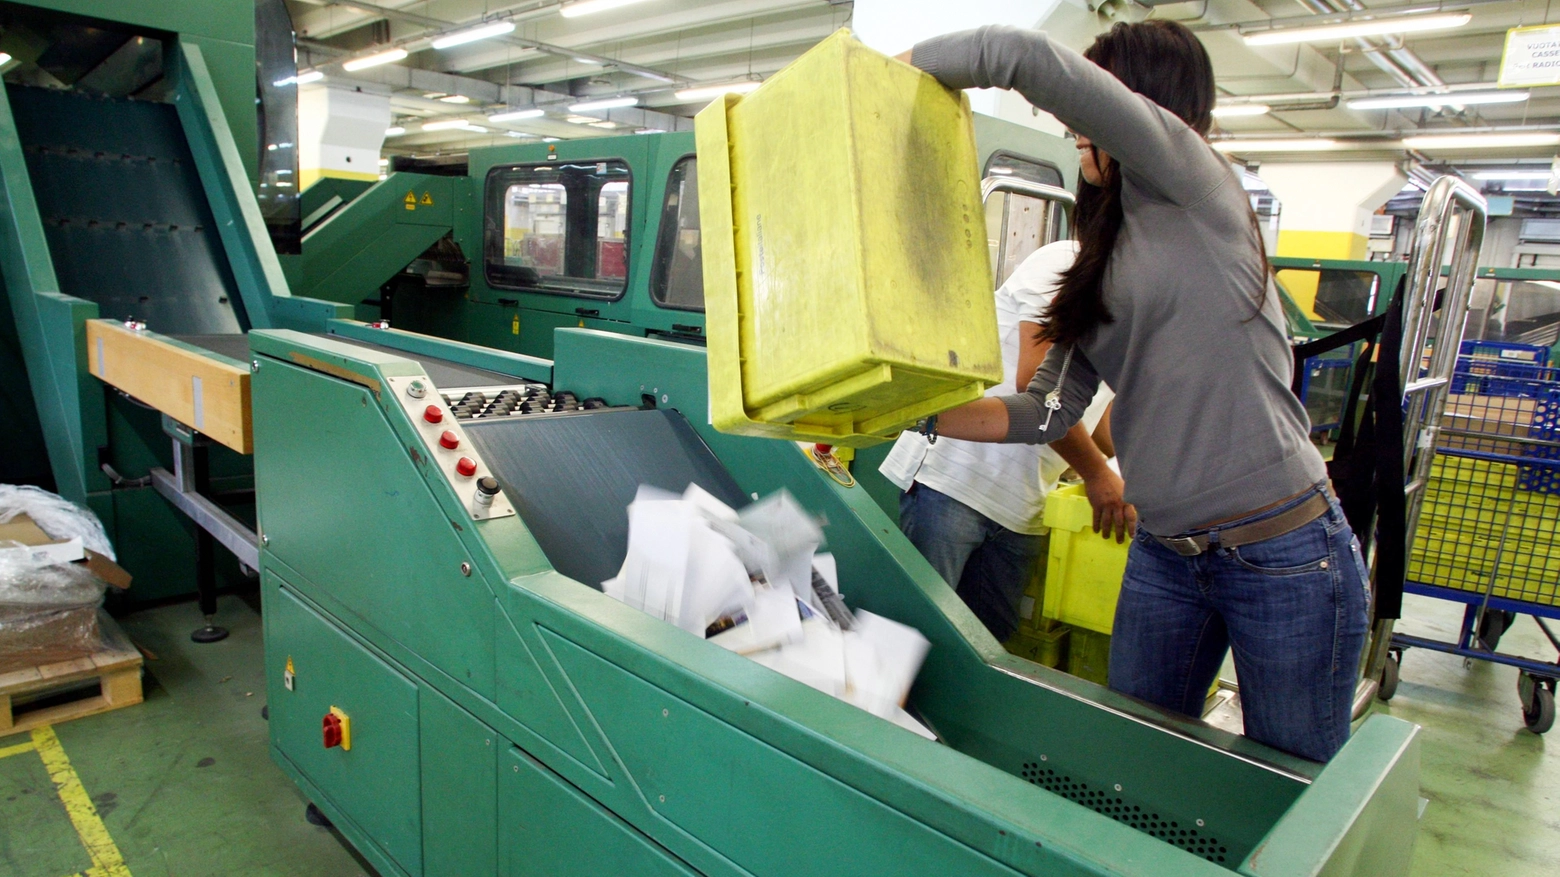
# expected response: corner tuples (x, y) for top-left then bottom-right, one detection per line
(322, 713), (343, 749)
(423, 405), (443, 424)
(439, 430), (460, 450)
(455, 457), (477, 477)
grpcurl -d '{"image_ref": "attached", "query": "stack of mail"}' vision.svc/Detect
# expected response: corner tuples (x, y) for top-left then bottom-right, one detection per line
(604, 484), (934, 739)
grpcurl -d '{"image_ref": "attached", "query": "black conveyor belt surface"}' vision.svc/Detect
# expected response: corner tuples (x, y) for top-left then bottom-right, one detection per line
(175, 334), (521, 388)
(465, 408), (748, 590)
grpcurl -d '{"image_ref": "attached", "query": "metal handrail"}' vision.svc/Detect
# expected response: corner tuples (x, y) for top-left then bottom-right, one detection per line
(980, 178), (1076, 218)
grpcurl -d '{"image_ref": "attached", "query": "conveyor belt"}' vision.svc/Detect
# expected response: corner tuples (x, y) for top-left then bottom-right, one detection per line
(465, 408), (748, 590)
(176, 333), (522, 388)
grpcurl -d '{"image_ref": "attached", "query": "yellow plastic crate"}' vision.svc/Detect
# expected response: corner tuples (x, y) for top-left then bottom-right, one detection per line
(1041, 482), (1129, 634)
(694, 29), (1001, 446)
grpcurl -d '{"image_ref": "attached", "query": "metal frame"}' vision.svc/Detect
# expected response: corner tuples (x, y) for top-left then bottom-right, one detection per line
(1357, 176), (1487, 711)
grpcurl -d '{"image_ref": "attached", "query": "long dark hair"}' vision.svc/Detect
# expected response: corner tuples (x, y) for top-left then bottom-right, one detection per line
(1043, 20), (1234, 346)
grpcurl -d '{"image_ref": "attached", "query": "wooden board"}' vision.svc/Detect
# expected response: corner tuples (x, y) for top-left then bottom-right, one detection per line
(86, 320), (252, 453)
(0, 616), (145, 734)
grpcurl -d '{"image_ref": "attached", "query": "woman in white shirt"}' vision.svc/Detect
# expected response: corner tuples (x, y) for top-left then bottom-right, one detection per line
(882, 241), (1118, 640)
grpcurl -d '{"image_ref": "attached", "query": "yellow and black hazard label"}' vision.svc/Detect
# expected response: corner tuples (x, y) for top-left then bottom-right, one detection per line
(404, 190), (416, 210)
(421, 191), (434, 205)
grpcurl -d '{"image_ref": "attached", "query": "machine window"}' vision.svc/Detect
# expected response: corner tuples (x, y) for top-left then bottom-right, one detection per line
(649, 157), (704, 311)
(1274, 268), (1381, 328)
(485, 160), (631, 298)
(983, 151), (1063, 187)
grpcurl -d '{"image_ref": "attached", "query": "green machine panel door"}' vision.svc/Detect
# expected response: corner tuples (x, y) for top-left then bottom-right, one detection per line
(422, 685), (499, 877)
(500, 745), (698, 877)
(265, 578), (422, 874)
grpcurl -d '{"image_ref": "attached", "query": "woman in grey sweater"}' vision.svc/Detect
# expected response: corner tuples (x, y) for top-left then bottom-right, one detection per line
(907, 20), (1369, 762)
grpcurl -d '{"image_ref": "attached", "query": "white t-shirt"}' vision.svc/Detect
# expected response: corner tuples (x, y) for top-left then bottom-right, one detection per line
(879, 241), (1113, 535)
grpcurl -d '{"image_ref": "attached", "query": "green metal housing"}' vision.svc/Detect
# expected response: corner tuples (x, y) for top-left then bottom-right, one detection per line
(0, 1), (347, 599)
(250, 326), (1421, 877)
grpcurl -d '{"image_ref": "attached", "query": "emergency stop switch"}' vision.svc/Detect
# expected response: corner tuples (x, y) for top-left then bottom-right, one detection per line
(322, 706), (351, 751)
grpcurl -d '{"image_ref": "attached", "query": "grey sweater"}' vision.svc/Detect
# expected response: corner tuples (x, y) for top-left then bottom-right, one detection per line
(913, 26), (1326, 536)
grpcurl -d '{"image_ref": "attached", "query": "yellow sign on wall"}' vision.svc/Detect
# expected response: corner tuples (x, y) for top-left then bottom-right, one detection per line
(1500, 24), (1560, 88)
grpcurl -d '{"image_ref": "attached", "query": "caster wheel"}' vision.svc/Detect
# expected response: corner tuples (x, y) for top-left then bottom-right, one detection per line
(305, 802), (333, 827)
(1520, 676), (1556, 734)
(260, 705), (268, 721)
(1477, 610), (1516, 650)
(1377, 653), (1401, 702)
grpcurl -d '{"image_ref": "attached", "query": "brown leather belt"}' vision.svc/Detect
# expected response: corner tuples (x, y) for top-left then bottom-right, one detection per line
(1154, 491), (1331, 557)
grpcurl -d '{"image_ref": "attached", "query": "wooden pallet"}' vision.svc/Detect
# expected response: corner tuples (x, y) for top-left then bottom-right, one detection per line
(0, 617), (143, 734)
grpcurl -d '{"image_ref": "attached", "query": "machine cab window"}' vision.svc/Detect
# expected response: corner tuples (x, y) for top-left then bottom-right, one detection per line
(485, 160), (631, 298)
(650, 156), (704, 311)
(982, 151), (1065, 287)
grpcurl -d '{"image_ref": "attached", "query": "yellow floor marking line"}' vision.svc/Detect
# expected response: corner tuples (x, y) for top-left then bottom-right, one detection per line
(0, 740), (37, 759)
(30, 725), (132, 877)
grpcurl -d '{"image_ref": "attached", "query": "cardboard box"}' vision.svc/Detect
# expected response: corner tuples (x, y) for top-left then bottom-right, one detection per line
(0, 513), (131, 589)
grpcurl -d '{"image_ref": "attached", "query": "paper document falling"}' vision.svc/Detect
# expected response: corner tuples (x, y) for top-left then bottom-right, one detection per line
(603, 484), (934, 740)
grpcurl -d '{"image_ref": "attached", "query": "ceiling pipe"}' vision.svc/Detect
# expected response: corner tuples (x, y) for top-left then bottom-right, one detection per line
(1293, 0), (1421, 89)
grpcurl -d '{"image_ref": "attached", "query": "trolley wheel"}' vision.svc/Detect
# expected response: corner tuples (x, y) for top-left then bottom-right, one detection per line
(1519, 675), (1556, 735)
(1478, 610), (1518, 650)
(1377, 652), (1401, 702)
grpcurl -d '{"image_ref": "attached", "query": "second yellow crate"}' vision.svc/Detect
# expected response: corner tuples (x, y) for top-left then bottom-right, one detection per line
(1041, 482), (1130, 634)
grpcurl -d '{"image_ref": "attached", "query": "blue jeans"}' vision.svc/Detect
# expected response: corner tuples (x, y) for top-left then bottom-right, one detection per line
(1109, 484), (1369, 762)
(899, 484), (1045, 642)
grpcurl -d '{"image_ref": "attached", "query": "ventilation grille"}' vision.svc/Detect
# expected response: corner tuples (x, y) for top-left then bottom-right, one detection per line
(1019, 763), (1228, 864)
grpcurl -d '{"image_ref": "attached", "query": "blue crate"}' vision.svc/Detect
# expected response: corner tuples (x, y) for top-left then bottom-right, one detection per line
(1452, 357), (1560, 397)
(1460, 339), (1551, 364)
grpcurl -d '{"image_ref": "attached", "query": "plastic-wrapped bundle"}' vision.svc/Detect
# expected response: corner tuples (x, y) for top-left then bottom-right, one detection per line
(0, 553), (108, 672)
(0, 483), (116, 559)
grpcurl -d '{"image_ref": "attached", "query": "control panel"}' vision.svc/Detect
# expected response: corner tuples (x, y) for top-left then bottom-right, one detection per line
(387, 375), (517, 521)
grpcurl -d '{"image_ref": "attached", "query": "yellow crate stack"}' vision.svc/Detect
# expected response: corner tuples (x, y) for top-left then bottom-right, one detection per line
(1410, 455), (1560, 606)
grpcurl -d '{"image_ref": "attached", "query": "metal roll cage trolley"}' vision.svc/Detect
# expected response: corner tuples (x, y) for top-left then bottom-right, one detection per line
(1367, 179), (1560, 733)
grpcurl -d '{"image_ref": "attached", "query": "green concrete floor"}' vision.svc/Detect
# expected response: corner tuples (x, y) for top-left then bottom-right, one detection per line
(1, 593), (372, 877)
(2, 591), (1556, 876)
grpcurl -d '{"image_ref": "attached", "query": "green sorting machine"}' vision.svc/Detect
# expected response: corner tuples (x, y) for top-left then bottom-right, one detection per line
(251, 325), (1421, 877)
(284, 114), (1078, 362)
(0, 0), (349, 612)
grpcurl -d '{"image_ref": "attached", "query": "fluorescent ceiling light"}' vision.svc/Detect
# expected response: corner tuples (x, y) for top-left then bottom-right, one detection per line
(385, 126), (407, 136)
(1242, 13), (1471, 46)
(636, 128), (666, 134)
(422, 119), (472, 132)
(589, 121), (618, 128)
(342, 48), (408, 72)
(573, 57), (600, 65)
(1211, 103), (1271, 118)
(569, 96), (638, 112)
(674, 81), (762, 102)
(1472, 170), (1551, 180)
(430, 21), (515, 50)
(0, 53), (12, 66)
(1349, 90), (1530, 111)
(462, 124), (490, 134)
(560, 0), (651, 18)
(1213, 138), (1343, 152)
(1403, 132), (1560, 150)
(489, 108), (546, 122)
(439, 95), (472, 104)
(378, 158), (389, 166)
(274, 70), (324, 86)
